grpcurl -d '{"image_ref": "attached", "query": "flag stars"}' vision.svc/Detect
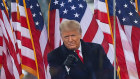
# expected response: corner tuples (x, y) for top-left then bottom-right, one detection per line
(124, 4), (128, 8)
(32, 13), (36, 17)
(36, 3), (39, 7)
(1, 3), (4, 6)
(60, 2), (65, 7)
(30, 5), (33, 9)
(130, 1), (133, 4)
(63, 9), (68, 14)
(68, 0), (72, 3)
(54, 0), (59, 5)
(129, 12), (133, 16)
(118, 10), (121, 14)
(122, 17), (126, 22)
(134, 20), (138, 24)
(39, 12), (42, 16)
(74, 13), (80, 18)
(71, 5), (76, 10)
(79, 4), (84, 8)
(36, 21), (39, 25)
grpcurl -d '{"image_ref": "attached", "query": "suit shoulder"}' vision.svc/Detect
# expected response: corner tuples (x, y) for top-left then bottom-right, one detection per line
(86, 42), (102, 49)
(47, 46), (63, 62)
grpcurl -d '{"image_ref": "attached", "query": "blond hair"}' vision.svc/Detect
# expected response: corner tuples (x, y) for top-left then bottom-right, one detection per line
(59, 20), (82, 34)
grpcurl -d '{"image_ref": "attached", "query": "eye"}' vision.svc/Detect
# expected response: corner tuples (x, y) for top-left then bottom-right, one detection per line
(71, 35), (76, 37)
(64, 36), (69, 39)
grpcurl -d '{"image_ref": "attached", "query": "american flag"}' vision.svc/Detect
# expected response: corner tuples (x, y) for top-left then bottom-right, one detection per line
(0, 0), (22, 79)
(18, 0), (49, 78)
(48, 0), (114, 75)
(94, 0), (140, 79)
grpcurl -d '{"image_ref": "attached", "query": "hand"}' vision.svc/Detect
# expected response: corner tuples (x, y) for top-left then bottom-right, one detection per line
(64, 54), (78, 68)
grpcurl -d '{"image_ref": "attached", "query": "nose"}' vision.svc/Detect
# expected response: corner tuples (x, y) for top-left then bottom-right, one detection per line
(68, 36), (73, 42)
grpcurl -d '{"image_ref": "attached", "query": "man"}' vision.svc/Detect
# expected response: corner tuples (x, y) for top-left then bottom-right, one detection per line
(47, 20), (114, 79)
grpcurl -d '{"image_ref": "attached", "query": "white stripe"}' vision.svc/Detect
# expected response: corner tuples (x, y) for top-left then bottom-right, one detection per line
(0, 46), (3, 55)
(0, 67), (6, 79)
(0, 26), (3, 36)
(94, 0), (107, 13)
(107, 44), (114, 64)
(19, 6), (26, 17)
(138, 43), (140, 61)
(2, 11), (16, 49)
(3, 40), (13, 75)
(21, 27), (31, 39)
(6, 52), (13, 74)
(17, 40), (21, 49)
(117, 18), (139, 79)
(11, 3), (17, 12)
(17, 53), (21, 64)
(92, 28), (104, 44)
(124, 25), (132, 46)
(0, 19), (8, 41)
(80, 7), (93, 38)
(11, 57), (20, 79)
(96, 19), (111, 34)
(12, 22), (21, 32)
(21, 46), (35, 60)
(54, 9), (61, 49)
(46, 65), (51, 79)
(39, 24), (48, 56)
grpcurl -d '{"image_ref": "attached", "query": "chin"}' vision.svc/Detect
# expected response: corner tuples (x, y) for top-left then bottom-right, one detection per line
(69, 47), (78, 50)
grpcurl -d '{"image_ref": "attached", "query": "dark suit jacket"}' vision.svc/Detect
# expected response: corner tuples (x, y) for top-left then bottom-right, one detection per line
(47, 40), (114, 79)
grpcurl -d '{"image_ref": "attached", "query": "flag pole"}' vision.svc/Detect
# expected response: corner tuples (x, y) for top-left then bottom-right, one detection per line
(113, 0), (116, 79)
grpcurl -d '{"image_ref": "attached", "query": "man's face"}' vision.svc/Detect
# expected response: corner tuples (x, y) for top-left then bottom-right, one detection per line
(61, 30), (82, 50)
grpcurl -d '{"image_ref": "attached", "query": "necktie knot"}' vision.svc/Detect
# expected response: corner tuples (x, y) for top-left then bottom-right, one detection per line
(75, 50), (80, 54)
(75, 50), (83, 63)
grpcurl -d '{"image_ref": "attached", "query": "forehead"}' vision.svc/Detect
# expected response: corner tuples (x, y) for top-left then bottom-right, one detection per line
(61, 30), (80, 35)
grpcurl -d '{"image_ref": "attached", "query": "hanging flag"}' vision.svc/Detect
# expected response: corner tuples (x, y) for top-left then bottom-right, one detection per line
(11, 0), (22, 57)
(94, 0), (140, 79)
(0, 0), (22, 78)
(48, 0), (114, 69)
(18, 0), (49, 78)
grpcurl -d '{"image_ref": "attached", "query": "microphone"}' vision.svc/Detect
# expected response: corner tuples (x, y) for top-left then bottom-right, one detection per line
(64, 54), (78, 74)
(64, 54), (78, 68)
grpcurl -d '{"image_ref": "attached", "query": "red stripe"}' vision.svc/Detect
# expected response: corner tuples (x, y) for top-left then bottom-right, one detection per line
(83, 16), (98, 42)
(0, 55), (2, 65)
(1, 11), (22, 76)
(15, 31), (21, 40)
(22, 36), (33, 50)
(22, 56), (36, 70)
(94, 10), (109, 24)
(131, 26), (140, 79)
(11, 12), (19, 22)
(3, 34), (22, 76)
(2, 53), (15, 79)
(103, 33), (113, 44)
(0, 36), (3, 46)
(20, 16), (28, 29)
(27, 8), (45, 79)
(43, 40), (51, 67)
(101, 38), (109, 54)
(49, 10), (56, 50)
(111, 17), (129, 79)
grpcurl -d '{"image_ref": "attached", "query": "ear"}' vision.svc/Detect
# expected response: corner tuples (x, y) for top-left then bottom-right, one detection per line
(80, 33), (82, 38)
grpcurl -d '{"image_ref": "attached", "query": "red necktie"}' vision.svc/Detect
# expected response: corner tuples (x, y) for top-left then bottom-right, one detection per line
(75, 50), (84, 63)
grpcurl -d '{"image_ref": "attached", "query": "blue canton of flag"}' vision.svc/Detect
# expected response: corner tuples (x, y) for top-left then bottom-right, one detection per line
(50, 0), (87, 22)
(0, 1), (5, 10)
(0, 0), (10, 17)
(114, 0), (140, 27)
(24, 0), (44, 31)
